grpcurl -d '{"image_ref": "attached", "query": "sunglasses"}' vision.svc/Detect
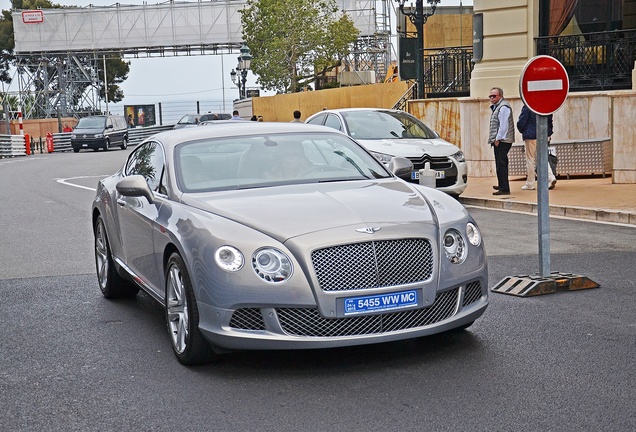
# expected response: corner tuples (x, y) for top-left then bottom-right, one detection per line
(488, 95), (498, 98)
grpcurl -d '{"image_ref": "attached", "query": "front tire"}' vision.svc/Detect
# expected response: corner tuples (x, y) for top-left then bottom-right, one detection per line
(94, 216), (139, 298)
(165, 253), (215, 365)
(103, 138), (110, 151)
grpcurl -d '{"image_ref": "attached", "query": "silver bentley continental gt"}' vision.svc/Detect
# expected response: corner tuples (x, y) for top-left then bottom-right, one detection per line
(92, 122), (488, 365)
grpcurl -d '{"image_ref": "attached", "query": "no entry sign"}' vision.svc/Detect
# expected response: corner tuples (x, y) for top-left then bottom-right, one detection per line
(519, 55), (569, 115)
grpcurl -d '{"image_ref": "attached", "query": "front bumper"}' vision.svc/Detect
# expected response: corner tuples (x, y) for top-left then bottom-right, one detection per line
(197, 279), (488, 351)
(72, 138), (106, 150)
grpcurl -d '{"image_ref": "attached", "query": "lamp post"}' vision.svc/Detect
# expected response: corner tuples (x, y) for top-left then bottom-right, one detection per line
(230, 68), (239, 98)
(230, 43), (252, 99)
(395, 0), (440, 99)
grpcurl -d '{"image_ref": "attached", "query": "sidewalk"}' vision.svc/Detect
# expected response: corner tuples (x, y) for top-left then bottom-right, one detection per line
(458, 176), (636, 225)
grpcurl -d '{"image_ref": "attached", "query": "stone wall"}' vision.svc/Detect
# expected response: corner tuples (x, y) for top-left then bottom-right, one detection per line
(409, 91), (636, 184)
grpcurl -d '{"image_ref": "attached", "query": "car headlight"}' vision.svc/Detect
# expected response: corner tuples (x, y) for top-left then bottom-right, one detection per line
(70, 134), (76, 139)
(214, 246), (244, 272)
(451, 150), (465, 163)
(443, 229), (467, 264)
(370, 151), (393, 165)
(252, 248), (293, 283)
(95, 133), (104, 138)
(466, 222), (482, 246)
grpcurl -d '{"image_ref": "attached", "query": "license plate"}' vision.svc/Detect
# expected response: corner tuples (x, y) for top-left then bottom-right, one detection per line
(411, 170), (445, 180)
(343, 290), (418, 315)
(82, 144), (88, 147)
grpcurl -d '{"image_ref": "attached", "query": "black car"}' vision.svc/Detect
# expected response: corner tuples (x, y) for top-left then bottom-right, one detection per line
(71, 115), (129, 152)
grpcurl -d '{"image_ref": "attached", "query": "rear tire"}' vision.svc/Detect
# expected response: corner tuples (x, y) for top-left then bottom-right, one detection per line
(94, 216), (139, 298)
(165, 253), (215, 365)
(120, 135), (128, 150)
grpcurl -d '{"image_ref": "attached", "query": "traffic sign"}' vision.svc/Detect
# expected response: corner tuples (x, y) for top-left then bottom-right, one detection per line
(519, 55), (569, 115)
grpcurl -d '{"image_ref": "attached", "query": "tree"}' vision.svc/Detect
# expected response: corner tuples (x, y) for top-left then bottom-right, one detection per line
(97, 57), (130, 104)
(240, 0), (359, 93)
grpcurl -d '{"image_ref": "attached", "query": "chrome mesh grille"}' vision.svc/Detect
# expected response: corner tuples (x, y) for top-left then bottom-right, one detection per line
(276, 287), (459, 337)
(229, 308), (266, 330)
(311, 238), (434, 292)
(462, 281), (483, 306)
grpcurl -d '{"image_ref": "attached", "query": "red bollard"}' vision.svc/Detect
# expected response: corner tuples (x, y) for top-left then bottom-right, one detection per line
(25, 133), (31, 155)
(46, 132), (54, 153)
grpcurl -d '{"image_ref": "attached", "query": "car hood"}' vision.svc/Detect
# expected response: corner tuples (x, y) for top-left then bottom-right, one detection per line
(355, 137), (460, 158)
(180, 179), (437, 242)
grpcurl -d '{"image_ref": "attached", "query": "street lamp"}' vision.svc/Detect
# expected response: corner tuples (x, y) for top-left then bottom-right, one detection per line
(236, 43), (252, 99)
(395, 0), (440, 99)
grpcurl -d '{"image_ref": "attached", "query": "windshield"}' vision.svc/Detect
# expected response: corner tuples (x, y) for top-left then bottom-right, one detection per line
(177, 115), (199, 125)
(342, 110), (439, 140)
(175, 132), (391, 192)
(76, 117), (106, 129)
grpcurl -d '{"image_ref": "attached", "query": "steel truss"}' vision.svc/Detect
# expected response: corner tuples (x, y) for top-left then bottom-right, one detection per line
(9, 1), (392, 119)
(342, 0), (393, 83)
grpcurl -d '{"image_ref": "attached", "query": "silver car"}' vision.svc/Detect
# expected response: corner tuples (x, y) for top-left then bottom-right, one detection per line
(306, 108), (468, 196)
(92, 123), (488, 365)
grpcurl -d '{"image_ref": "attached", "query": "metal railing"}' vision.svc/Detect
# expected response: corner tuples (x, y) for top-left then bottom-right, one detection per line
(392, 82), (418, 110)
(0, 135), (27, 157)
(127, 124), (174, 145)
(537, 29), (636, 91)
(0, 124), (175, 157)
(422, 47), (474, 98)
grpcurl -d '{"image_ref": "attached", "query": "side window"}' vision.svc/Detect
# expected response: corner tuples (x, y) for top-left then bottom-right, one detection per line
(307, 113), (326, 125)
(106, 118), (113, 129)
(125, 141), (166, 193)
(324, 114), (343, 131)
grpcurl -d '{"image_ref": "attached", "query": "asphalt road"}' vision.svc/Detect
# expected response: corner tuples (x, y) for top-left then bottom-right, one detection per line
(1, 149), (635, 431)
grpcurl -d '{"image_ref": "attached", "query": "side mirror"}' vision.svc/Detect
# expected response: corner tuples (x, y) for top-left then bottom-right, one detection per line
(106, 124), (113, 129)
(116, 175), (155, 204)
(388, 157), (414, 180)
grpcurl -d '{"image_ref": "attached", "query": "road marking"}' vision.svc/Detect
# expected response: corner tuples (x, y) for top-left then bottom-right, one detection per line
(56, 175), (106, 192)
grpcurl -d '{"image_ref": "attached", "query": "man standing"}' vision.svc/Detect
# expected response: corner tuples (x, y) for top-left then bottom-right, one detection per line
(291, 110), (302, 123)
(517, 104), (557, 190)
(488, 87), (515, 195)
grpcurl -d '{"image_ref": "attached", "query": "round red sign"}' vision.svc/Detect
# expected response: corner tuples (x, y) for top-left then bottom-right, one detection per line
(519, 55), (569, 116)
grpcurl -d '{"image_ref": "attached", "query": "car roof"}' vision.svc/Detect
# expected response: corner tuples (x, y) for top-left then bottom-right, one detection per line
(151, 122), (341, 149)
(311, 108), (404, 115)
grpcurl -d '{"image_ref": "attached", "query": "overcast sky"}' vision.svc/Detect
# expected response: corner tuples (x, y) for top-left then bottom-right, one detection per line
(1, 0), (472, 121)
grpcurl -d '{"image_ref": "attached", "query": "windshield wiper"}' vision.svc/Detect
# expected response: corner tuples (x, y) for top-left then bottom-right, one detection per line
(333, 150), (371, 179)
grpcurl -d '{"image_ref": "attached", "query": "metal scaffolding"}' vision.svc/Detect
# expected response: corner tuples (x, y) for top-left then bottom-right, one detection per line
(7, 1), (393, 119)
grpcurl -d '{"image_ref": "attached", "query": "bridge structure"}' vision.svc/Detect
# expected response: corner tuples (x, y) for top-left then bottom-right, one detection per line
(7, 0), (392, 119)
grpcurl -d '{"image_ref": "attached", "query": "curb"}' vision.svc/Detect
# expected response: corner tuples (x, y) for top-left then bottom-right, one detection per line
(459, 196), (636, 226)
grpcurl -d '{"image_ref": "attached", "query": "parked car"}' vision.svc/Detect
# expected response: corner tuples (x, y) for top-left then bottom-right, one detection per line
(306, 108), (468, 196)
(173, 112), (231, 129)
(71, 115), (129, 152)
(92, 123), (488, 365)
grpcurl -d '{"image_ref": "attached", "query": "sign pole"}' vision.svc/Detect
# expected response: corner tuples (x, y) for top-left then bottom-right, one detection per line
(491, 55), (600, 296)
(536, 115), (550, 277)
